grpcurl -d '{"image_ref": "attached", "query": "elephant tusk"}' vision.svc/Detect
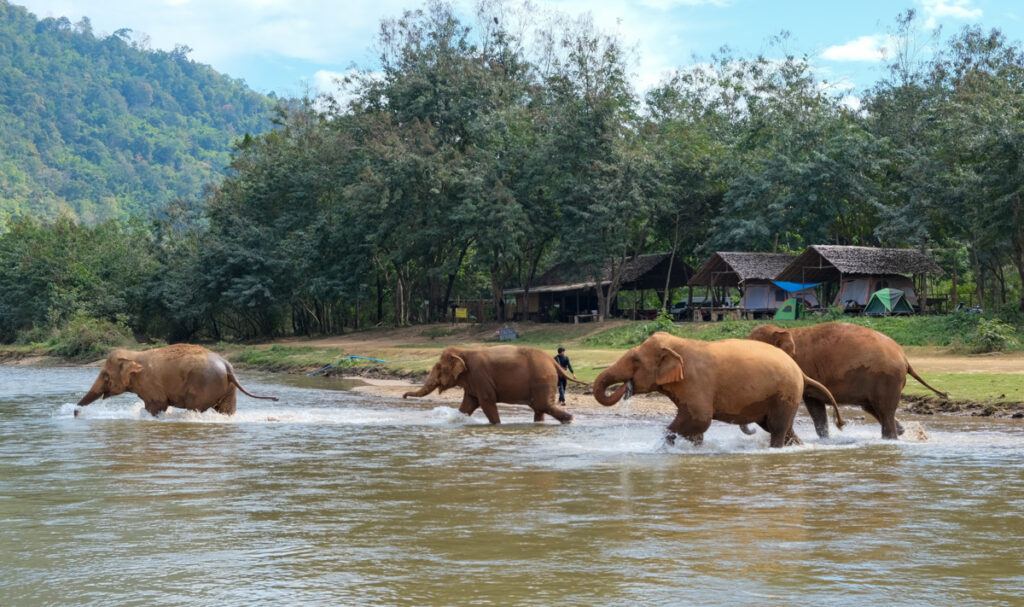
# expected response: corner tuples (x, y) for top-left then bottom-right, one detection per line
(623, 380), (634, 401)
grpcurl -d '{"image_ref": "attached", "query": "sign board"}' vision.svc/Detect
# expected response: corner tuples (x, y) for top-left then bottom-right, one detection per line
(454, 307), (469, 320)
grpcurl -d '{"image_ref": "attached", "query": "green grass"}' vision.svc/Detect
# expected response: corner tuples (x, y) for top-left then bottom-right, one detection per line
(229, 345), (352, 372)
(902, 372), (1024, 403)
(582, 314), (1010, 350)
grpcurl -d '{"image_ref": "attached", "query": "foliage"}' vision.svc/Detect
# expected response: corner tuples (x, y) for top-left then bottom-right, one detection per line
(959, 318), (1017, 353)
(4, 3), (1024, 344)
(0, 1), (273, 224)
(46, 312), (133, 360)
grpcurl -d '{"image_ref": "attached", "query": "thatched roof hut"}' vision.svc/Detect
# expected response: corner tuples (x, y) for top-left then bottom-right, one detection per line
(506, 253), (693, 321)
(776, 245), (941, 307)
(688, 252), (797, 287)
(687, 252), (817, 312)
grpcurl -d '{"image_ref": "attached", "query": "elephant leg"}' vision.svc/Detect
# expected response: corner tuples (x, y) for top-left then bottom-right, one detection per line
(766, 403), (799, 448)
(544, 402), (573, 424)
(144, 400), (169, 417)
(805, 398), (830, 439)
(480, 401), (501, 424)
(533, 409), (545, 422)
(458, 394), (480, 417)
(666, 410), (711, 446)
(214, 390), (237, 415)
(878, 403), (901, 440)
(784, 426), (803, 446)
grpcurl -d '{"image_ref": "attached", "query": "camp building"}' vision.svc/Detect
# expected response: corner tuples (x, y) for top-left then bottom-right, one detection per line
(687, 252), (819, 319)
(506, 253), (693, 322)
(775, 245), (942, 311)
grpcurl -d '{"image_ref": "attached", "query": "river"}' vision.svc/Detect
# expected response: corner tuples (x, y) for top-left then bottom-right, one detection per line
(1, 365), (1022, 606)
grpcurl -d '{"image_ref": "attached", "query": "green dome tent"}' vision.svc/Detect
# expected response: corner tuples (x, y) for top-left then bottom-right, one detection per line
(864, 288), (914, 316)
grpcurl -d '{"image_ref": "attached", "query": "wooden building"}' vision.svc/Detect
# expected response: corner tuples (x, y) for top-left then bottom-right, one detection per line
(775, 245), (942, 311)
(506, 253), (693, 322)
(688, 252), (818, 319)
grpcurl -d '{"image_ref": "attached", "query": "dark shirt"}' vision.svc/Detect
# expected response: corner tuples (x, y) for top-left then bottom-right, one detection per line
(554, 353), (573, 374)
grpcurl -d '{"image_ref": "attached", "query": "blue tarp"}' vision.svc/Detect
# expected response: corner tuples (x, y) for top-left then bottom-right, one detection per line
(772, 280), (820, 293)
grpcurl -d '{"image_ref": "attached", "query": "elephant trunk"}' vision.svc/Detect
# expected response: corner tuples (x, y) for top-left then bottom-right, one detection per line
(403, 378), (437, 399)
(592, 363), (631, 407)
(77, 376), (106, 407)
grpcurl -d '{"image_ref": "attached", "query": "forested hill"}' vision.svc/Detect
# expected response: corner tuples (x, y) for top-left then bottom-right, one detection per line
(0, 1), (274, 223)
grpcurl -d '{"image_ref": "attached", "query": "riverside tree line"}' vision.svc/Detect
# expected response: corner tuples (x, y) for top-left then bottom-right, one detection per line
(2, 2), (1024, 343)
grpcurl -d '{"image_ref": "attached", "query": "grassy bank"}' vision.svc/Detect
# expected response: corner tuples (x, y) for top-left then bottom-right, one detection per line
(4, 316), (1023, 413)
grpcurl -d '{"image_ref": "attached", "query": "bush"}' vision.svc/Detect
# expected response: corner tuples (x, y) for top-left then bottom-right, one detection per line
(48, 313), (134, 360)
(962, 318), (1017, 353)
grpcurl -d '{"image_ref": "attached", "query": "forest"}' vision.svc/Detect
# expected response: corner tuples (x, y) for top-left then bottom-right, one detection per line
(1, 1), (1023, 344)
(0, 0), (273, 223)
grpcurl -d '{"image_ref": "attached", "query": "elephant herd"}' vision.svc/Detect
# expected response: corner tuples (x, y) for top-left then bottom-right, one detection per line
(75, 322), (946, 446)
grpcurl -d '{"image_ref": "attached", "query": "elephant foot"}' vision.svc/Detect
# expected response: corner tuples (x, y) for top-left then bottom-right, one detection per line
(664, 432), (677, 446)
(558, 414), (573, 425)
(784, 430), (803, 446)
(897, 420), (906, 436)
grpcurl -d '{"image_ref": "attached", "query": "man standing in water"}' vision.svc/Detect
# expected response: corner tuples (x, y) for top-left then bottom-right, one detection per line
(554, 346), (574, 406)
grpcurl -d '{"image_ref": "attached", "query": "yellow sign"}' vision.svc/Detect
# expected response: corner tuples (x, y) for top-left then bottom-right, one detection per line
(454, 307), (469, 320)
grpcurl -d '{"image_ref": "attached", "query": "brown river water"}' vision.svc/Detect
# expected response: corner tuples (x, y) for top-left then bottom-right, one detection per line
(1, 366), (1022, 606)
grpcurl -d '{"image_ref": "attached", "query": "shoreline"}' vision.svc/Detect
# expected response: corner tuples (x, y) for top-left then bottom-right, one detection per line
(3, 349), (1023, 420)
(346, 374), (1024, 420)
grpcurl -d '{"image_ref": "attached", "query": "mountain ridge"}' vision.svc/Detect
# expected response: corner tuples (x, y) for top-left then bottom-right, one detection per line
(0, 0), (276, 224)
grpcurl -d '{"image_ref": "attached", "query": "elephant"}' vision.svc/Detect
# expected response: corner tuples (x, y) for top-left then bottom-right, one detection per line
(591, 332), (844, 448)
(747, 323), (947, 440)
(76, 344), (278, 417)
(402, 345), (587, 424)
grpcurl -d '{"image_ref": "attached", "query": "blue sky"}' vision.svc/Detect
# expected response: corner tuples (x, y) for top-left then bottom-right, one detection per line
(16, 0), (1024, 103)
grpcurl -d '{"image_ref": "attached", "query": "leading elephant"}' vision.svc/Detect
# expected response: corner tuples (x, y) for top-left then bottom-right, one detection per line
(591, 332), (843, 448)
(747, 322), (947, 439)
(76, 344), (278, 417)
(403, 345), (586, 424)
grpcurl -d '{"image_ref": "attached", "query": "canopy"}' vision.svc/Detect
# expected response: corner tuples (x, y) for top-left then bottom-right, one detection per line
(864, 288), (915, 316)
(772, 280), (820, 293)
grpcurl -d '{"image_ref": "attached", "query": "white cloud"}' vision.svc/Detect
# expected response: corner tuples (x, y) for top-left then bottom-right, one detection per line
(18, 0), (728, 95)
(821, 34), (894, 62)
(919, 0), (982, 29)
(637, 0), (730, 8)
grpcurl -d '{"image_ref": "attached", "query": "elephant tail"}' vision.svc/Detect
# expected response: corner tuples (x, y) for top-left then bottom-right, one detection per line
(229, 373), (279, 401)
(554, 362), (589, 386)
(803, 374), (845, 430)
(907, 363), (948, 398)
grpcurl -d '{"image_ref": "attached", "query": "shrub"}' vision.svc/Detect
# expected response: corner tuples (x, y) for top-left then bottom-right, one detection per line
(48, 313), (133, 360)
(963, 318), (1017, 353)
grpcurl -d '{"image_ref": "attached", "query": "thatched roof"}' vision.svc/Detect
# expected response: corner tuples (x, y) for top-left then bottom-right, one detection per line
(688, 252), (796, 287)
(776, 245), (942, 282)
(507, 253), (692, 294)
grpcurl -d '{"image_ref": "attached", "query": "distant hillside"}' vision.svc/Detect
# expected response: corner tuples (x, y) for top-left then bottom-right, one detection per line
(0, 1), (275, 223)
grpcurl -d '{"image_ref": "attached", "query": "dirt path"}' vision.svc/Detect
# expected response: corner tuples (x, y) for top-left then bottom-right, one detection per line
(903, 348), (1024, 373)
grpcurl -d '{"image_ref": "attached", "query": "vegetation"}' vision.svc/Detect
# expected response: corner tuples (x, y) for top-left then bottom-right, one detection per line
(0, 1), (273, 223)
(3, 2), (1024, 346)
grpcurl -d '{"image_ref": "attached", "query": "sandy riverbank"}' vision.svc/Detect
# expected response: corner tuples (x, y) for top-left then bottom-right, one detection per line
(346, 375), (1024, 421)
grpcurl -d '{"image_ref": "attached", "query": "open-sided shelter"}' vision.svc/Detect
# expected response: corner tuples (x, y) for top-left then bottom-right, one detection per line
(775, 245), (942, 310)
(687, 252), (818, 314)
(506, 253), (693, 322)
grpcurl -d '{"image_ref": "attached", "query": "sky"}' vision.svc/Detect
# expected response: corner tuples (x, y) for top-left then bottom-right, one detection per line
(15, 0), (1024, 102)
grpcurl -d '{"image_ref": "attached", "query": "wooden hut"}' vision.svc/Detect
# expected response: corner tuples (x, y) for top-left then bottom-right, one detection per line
(775, 245), (942, 311)
(506, 253), (693, 322)
(687, 252), (818, 319)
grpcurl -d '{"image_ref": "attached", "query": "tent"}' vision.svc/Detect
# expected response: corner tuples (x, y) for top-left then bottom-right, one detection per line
(774, 298), (804, 320)
(863, 288), (914, 316)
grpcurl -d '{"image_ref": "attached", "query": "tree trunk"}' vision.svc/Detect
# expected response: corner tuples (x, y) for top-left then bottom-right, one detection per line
(662, 219), (681, 310)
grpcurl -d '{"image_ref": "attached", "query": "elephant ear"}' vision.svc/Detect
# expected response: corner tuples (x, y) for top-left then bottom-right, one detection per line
(117, 358), (143, 387)
(655, 348), (685, 385)
(441, 352), (467, 384)
(771, 330), (797, 356)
